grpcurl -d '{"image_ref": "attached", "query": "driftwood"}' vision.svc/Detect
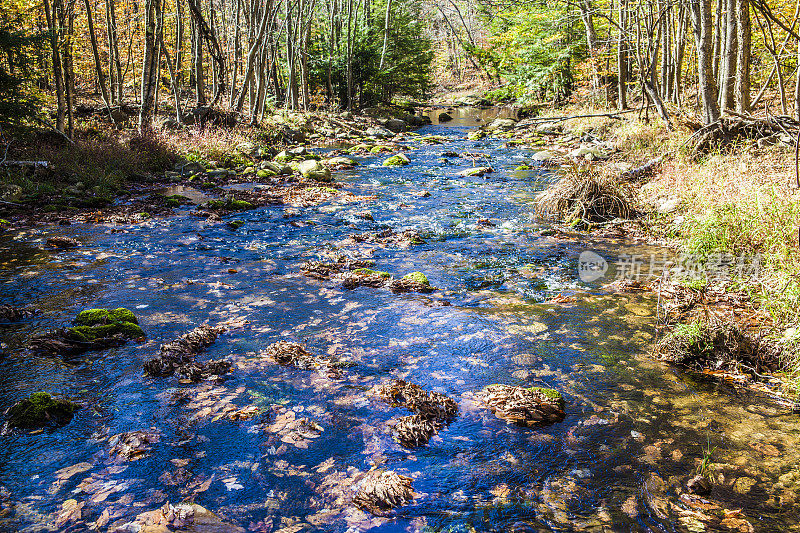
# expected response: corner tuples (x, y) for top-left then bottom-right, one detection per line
(0, 161), (49, 168)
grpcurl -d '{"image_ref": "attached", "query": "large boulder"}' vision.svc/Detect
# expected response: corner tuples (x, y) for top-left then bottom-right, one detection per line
(384, 118), (408, 133)
(298, 160), (332, 182)
(454, 94), (491, 107)
(382, 154), (410, 167)
(438, 112), (453, 122)
(366, 126), (395, 139)
(486, 118), (518, 132)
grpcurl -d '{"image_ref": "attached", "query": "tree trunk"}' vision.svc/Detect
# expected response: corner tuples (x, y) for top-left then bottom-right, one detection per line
(85, 0), (111, 106)
(689, 0), (721, 124)
(105, 0), (123, 103)
(44, 0), (66, 132)
(378, 0), (393, 71)
(139, 0), (162, 132)
(719, 0), (736, 110)
(734, 0), (750, 113)
(618, 0), (628, 110)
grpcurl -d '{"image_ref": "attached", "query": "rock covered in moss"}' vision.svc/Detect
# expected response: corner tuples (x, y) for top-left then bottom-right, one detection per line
(353, 469), (415, 516)
(31, 307), (144, 356)
(205, 198), (254, 211)
(479, 384), (565, 427)
(298, 160), (332, 182)
(66, 307), (144, 342)
(5, 392), (78, 429)
(390, 272), (436, 293)
(382, 154), (410, 167)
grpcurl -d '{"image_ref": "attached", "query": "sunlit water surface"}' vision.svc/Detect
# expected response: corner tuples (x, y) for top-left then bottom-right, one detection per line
(1, 117), (799, 532)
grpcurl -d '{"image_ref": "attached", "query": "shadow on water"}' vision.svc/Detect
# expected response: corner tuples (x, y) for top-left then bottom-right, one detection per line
(0, 113), (797, 532)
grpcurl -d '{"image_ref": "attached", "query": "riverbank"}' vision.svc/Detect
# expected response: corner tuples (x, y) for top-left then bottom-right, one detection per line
(483, 104), (800, 403)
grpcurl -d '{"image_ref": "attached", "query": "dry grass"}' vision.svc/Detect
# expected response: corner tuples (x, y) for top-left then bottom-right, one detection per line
(536, 164), (635, 225)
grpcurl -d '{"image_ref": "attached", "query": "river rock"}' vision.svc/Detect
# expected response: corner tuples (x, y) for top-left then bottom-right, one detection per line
(288, 146), (308, 156)
(457, 166), (493, 177)
(47, 236), (80, 249)
(324, 156), (358, 168)
(486, 118), (517, 132)
(174, 161), (204, 174)
(298, 160), (332, 182)
(479, 384), (565, 427)
(0, 184), (22, 203)
(366, 126), (395, 138)
(384, 118), (408, 133)
(389, 271), (436, 293)
(438, 112), (453, 122)
(4, 392), (78, 430)
(121, 502), (245, 533)
(383, 154), (410, 167)
(0, 304), (36, 323)
(235, 141), (257, 156)
(454, 94), (491, 107)
(532, 150), (555, 162)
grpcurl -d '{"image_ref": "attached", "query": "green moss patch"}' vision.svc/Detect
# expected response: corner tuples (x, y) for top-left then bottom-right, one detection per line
(7, 392), (78, 429)
(353, 268), (391, 278)
(206, 199), (254, 211)
(75, 307), (138, 326)
(529, 386), (565, 409)
(69, 307), (143, 342)
(402, 272), (430, 285)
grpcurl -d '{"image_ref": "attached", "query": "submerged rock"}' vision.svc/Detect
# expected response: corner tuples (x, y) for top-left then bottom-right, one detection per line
(4, 392), (78, 430)
(300, 256), (375, 280)
(264, 341), (316, 369)
(0, 304), (36, 323)
(263, 341), (343, 378)
(353, 469), (415, 516)
(107, 428), (161, 461)
(46, 236), (80, 249)
(342, 268), (390, 289)
(457, 166), (493, 177)
(143, 325), (227, 380)
(344, 228), (425, 248)
(479, 384), (565, 427)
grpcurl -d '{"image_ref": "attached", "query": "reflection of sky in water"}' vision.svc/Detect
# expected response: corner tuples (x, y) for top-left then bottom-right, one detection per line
(0, 120), (797, 532)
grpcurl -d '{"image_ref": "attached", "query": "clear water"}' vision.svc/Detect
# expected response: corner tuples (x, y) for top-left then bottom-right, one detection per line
(0, 118), (798, 532)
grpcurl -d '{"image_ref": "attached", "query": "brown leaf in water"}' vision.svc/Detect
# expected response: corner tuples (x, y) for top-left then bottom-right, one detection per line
(55, 499), (84, 527)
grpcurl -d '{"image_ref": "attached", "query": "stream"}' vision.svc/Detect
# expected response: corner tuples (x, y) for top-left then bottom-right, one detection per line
(1, 109), (799, 532)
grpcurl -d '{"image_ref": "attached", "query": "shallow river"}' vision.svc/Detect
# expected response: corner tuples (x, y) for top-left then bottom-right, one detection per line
(1, 112), (799, 532)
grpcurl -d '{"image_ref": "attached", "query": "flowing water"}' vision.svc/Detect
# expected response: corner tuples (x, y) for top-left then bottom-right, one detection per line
(1, 116), (800, 532)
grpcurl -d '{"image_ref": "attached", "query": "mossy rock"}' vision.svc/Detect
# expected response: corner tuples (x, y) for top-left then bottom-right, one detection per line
(75, 308), (138, 326)
(6, 392), (78, 429)
(206, 199), (254, 211)
(402, 272), (430, 286)
(528, 386), (565, 410)
(353, 268), (391, 279)
(515, 164), (531, 171)
(256, 169), (277, 179)
(67, 322), (144, 342)
(383, 154), (410, 167)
